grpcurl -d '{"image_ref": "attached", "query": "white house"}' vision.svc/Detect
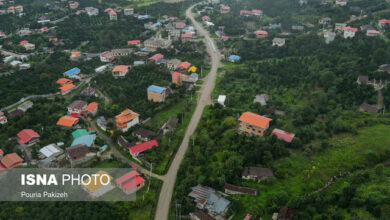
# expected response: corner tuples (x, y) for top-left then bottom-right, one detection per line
(85, 7), (99, 16)
(218, 95), (226, 107)
(335, 0), (347, 6)
(95, 65), (108, 73)
(324, 31), (336, 44)
(366, 30), (380, 37)
(272, 38), (285, 47)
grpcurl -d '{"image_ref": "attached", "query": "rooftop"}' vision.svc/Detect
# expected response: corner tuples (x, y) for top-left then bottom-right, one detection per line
(129, 139), (158, 155)
(66, 144), (89, 160)
(115, 109), (139, 124)
(56, 116), (79, 127)
(1, 153), (23, 168)
(64, 67), (80, 76)
(112, 65), (130, 73)
(147, 85), (166, 93)
(71, 134), (96, 147)
(272, 128), (295, 143)
(239, 112), (272, 129)
(17, 129), (40, 144)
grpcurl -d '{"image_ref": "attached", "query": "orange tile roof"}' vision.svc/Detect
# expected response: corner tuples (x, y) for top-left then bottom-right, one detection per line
(112, 65), (130, 73)
(60, 84), (76, 93)
(1, 153), (23, 168)
(84, 102), (98, 112)
(178, 61), (191, 69)
(115, 109), (139, 124)
(56, 116), (79, 127)
(57, 78), (73, 85)
(239, 112), (272, 129)
(72, 51), (81, 55)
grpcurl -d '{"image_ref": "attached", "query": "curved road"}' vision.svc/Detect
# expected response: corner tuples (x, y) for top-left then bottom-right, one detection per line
(154, 3), (221, 220)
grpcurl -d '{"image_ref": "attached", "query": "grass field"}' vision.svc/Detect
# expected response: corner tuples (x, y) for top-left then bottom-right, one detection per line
(147, 94), (193, 128)
(231, 123), (390, 219)
(150, 94), (198, 174)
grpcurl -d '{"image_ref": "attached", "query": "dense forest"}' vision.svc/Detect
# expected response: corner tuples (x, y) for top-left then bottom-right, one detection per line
(0, 51), (101, 107)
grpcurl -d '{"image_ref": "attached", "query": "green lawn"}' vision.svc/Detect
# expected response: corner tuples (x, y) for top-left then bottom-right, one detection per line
(147, 95), (191, 128)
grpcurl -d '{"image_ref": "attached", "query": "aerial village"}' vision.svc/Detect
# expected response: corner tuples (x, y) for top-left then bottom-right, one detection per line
(1, 0), (390, 219)
(0, 0), (205, 201)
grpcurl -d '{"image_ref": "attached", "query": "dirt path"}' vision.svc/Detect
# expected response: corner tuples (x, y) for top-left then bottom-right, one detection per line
(154, 3), (221, 220)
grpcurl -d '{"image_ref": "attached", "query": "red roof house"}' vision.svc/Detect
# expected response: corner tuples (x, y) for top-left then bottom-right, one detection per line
(17, 129), (40, 145)
(221, 35), (229, 41)
(344, 26), (358, 32)
(240, 10), (251, 16)
(128, 40), (141, 45)
(19, 40), (29, 45)
(202, 16), (210, 21)
(379, 19), (390, 24)
(181, 31), (192, 42)
(255, 30), (268, 37)
(115, 171), (145, 194)
(39, 27), (49, 32)
(100, 51), (114, 62)
(128, 140), (158, 156)
(271, 128), (295, 143)
(172, 72), (188, 85)
(251, 9), (263, 15)
(175, 22), (186, 29)
(220, 6), (230, 13)
(149, 53), (164, 62)
(83, 102), (98, 115)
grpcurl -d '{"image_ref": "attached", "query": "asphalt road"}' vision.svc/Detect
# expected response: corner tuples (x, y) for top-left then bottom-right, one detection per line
(154, 3), (221, 220)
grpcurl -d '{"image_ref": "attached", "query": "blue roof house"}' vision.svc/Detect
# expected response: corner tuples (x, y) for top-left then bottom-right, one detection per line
(147, 85), (167, 102)
(64, 67), (81, 78)
(71, 134), (96, 147)
(138, 15), (149, 20)
(228, 55), (241, 63)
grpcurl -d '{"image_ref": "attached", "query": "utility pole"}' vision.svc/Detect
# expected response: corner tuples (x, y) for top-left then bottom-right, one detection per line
(179, 203), (181, 219)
